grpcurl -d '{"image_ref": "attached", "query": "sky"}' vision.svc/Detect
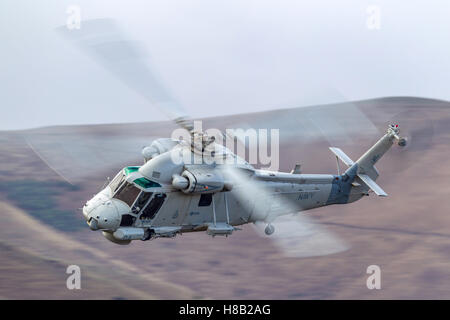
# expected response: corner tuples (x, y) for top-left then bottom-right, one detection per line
(0, 0), (449, 130)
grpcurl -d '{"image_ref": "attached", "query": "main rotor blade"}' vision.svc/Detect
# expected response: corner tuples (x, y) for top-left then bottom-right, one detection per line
(57, 19), (191, 129)
(22, 130), (160, 184)
(223, 93), (379, 146)
(220, 97), (435, 176)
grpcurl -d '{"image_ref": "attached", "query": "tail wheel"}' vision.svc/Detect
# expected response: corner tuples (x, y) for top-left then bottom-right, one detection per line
(265, 224), (275, 236)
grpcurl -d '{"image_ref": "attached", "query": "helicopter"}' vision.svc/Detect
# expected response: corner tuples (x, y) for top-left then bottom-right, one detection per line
(82, 121), (406, 245)
(37, 19), (410, 252)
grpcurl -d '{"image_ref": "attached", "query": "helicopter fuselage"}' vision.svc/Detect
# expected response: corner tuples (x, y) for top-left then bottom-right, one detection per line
(83, 169), (362, 244)
(82, 125), (402, 244)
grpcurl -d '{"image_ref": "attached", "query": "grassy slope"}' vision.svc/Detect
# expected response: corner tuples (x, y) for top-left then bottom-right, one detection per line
(0, 199), (195, 299)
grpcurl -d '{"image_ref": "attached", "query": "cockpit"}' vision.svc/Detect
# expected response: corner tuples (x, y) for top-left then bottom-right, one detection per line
(108, 167), (167, 225)
(82, 166), (168, 232)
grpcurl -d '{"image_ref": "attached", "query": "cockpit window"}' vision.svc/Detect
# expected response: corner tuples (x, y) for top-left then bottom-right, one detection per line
(140, 193), (167, 220)
(120, 214), (135, 227)
(134, 177), (162, 189)
(124, 166), (140, 176)
(132, 191), (153, 213)
(109, 172), (125, 194)
(113, 182), (141, 206)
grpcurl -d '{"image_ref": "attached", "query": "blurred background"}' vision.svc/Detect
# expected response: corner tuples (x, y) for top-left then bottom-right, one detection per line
(1, 0), (450, 130)
(0, 1), (450, 299)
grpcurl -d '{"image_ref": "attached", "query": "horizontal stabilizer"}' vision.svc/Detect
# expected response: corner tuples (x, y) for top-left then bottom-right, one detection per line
(357, 174), (387, 197)
(329, 147), (354, 167)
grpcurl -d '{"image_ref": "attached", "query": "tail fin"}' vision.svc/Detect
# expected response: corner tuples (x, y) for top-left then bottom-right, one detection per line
(354, 124), (406, 179)
(329, 125), (406, 197)
(357, 173), (387, 197)
(329, 147), (354, 167)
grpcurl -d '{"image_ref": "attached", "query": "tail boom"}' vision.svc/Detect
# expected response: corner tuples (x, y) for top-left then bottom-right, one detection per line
(329, 124), (405, 198)
(355, 124), (405, 179)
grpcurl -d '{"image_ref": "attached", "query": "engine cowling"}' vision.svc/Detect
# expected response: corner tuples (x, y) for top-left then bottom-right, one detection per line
(142, 138), (180, 162)
(172, 167), (231, 194)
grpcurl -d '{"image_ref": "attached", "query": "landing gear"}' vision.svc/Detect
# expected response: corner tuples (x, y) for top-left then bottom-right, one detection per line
(142, 228), (155, 241)
(265, 224), (275, 236)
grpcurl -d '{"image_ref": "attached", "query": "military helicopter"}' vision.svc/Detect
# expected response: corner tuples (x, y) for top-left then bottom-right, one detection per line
(55, 20), (406, 246)
(82, 120), (405, 245)
(29, 19), (411, 254)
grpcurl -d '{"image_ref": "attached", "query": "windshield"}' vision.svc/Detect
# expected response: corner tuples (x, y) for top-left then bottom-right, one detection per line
(109, 172), (125, 194)
(113, 182), (141, 206)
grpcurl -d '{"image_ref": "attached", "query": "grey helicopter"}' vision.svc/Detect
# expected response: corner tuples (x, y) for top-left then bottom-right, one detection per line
(44, 19), (409, 252)
(82, 120), (405, 245)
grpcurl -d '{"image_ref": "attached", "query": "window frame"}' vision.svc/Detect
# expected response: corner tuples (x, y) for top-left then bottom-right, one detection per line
(109, 172), (126, 196)
(139, 193), (167, 220)
(133, 177), (162, 189)
(113, 181), (142, 207)
(131, 191), (153, 214)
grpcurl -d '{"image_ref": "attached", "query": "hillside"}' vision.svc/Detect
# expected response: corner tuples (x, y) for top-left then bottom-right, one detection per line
(1, 96), (449, 299)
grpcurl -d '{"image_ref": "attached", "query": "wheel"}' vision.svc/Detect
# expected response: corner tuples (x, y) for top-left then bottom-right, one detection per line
(265, 224), (275, 236)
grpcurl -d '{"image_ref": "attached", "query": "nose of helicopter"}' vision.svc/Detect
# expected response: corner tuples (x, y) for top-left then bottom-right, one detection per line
(83, 200), (121, 231)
